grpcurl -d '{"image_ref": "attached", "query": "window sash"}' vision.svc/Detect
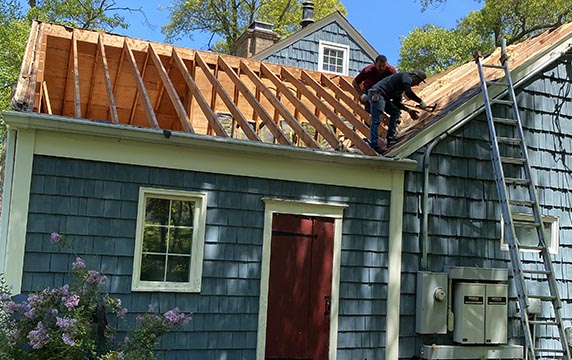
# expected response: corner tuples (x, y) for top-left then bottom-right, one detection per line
(500, 213), (559, 254)
(318, 41), (349, 76)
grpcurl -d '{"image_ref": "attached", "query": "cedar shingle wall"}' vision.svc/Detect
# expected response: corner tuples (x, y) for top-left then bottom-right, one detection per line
(22, 155), (391, 359)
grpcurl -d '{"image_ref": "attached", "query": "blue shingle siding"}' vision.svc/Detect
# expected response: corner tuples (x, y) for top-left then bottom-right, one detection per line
(22, 154), (391, 358)
(399, 57), (572, 357)
(261, 21), (374, 76)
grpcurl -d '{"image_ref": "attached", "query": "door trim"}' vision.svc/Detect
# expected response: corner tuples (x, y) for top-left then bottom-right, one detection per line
(257, 198), (347, 360)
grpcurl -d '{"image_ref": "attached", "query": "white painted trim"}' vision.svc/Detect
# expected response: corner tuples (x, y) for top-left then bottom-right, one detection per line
(3, 129), (35, 294)
(256, 198), (347, 360)
(131, 187), (207, 292)
(386, 171), (405, 360)
(318, 40), (350, 76)
(0, 130), (17, 271)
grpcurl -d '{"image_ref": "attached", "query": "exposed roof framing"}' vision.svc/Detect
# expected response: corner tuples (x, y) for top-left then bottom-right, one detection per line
(14, 21), (379, 156)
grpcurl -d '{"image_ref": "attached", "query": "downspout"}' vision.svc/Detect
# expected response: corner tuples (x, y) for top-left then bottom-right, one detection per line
(420, 133), (449, 271)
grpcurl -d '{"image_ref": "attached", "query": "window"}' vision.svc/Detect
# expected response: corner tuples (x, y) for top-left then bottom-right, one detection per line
(318, 41), (349, 75)
(500, 213), (559, 254)
(132, 188), (207, 292)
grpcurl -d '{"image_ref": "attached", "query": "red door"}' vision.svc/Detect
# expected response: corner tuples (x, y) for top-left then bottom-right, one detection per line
(265, 213), (334, 360)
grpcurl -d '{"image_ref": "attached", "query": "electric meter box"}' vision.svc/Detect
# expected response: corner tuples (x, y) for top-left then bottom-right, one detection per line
(454, 282), (507, 344)
(416, 272), (448, 334)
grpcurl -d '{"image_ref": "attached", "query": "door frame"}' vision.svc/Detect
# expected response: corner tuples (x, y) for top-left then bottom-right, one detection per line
(257, 198), (347, 360)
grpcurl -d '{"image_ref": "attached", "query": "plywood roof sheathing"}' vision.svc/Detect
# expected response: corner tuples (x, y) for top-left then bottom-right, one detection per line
(97, 34), (119, 123)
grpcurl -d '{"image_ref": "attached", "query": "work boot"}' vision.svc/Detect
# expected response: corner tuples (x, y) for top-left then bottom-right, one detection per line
(387, 136), (399, 147)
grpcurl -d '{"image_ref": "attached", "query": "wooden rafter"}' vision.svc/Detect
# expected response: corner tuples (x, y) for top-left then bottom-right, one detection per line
(172, 49), (227, 137)
(85, 32), (102, 118)
(14, 21), (39, 110)
(149, 44), (193, 133)
(129, 46), (150, 125)
(41, 81), (52, 115)
(301, 71), (369, 137)
(72, 30), (81, 118)
(281, 67), (377, 155)
(239, 62), (320, 149)
(98, 34), (119, 124)
(107, 36), (125, 121)
(217, 56), (290, 145)
(195, 52), (260, 141)
(123, 39), (159, 128)
(260, 63), (340, 149)
(320, 74), (370, 122)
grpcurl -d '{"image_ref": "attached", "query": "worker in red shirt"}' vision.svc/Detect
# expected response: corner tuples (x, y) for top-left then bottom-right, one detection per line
(352, 55), (397, 113)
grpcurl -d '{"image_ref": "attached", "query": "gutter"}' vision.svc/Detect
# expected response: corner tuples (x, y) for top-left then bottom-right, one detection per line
(2, 111), (417, 172)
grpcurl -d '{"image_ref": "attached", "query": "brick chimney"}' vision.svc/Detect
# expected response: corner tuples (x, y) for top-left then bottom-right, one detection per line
(300, 1), (315, 28)
(234, 21), (280, 58)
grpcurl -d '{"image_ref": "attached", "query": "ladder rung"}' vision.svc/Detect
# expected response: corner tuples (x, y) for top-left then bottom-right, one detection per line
(509, 199), (535, 207)
(483, 64), (505, 69)
(492, 99), (514, 106)
(529, 320), (559, 326)
(486, 80), (509, 86)
(522, 269), (550, 275)
(497, 136), (521, 145)
(505, 178), (531, 186)
(518, 244), (544, 251)
(501, 156), (526, 165)
(494, 117), (517, 125)
(534, 348), (565, 354)
(528, 294), (556, 301)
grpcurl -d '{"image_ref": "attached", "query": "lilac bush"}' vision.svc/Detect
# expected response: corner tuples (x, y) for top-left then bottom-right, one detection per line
(0, 233), (192, 360)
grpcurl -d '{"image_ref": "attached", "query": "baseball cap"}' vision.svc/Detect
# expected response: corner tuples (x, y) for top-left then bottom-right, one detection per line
(411, 69), (427, 83)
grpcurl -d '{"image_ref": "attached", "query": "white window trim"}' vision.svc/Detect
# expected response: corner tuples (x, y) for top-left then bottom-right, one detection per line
(500, 213), (560, 254)
(131, 187), (207, 292)
(317, 40), (350, 76)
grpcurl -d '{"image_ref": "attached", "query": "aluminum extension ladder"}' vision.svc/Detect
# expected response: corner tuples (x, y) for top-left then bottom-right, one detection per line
(475, 41), (571, 359)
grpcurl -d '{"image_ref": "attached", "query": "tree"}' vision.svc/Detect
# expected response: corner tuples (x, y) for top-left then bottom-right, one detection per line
(397, 24), (487, 75)
(162, 0), (347, 54)
(400, 0), (572, 74)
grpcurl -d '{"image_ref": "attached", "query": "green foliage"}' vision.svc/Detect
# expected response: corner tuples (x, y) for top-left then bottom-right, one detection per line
(0, 1), (29, 113)
(397, 24), (489, 75)
(162, 0), (346, 54)
(26, 0), (130, 31)
(401, 0), (572, 75)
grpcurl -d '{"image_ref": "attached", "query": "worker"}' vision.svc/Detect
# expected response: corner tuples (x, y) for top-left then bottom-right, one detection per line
(367, 69), (428, 152)
(352, 55), (396, 113)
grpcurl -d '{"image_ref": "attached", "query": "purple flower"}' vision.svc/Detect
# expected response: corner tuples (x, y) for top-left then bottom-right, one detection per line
(0, 293), (11, 301)
(87, 270), (107, 285)
(117, 307), (128, 319)
(56, 316), (77, 331)
(62, 293), (80, 310)
(23, 307), (36, 319)
(163, 307), (191, 326)
(62, 332), (76, 346)
(72, 257), (86, 270)
(50, 232), (62, 245)
(27, 321), (49, 349)
(51, 308), (59, 316)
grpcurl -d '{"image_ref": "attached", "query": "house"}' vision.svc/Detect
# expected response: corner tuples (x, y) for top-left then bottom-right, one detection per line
(235, 1), (379, 77)
(2, 18), (572, 360)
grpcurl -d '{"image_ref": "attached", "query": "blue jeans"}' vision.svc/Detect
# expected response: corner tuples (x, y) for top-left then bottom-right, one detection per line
(368, 93), (401, 148)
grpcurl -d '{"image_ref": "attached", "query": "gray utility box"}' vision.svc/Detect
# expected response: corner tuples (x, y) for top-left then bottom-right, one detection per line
(416, 272), (448, 334)
(454, 282), (507, 344)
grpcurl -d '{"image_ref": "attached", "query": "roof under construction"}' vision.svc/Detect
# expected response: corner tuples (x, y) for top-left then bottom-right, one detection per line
(12, 21), (572, 157)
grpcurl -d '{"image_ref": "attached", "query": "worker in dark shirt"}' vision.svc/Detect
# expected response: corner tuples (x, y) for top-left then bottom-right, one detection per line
(352, 55), (396, 113)
(367, 69), (428, 152)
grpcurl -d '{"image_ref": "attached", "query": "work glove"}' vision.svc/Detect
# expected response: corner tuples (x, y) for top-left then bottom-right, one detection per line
(408, 109), (420, 120)
(418, 101), (428, 110)
(359, 93), (368, 104)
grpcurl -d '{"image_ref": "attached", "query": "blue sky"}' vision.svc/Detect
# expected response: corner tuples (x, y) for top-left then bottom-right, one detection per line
(20, 0), (484, 64)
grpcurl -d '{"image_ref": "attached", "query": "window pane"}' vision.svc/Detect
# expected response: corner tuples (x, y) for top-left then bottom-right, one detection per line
(171, 200), (194, 227)
(169, 227), (193, 254)
(516, 222), (552, 247)
(166, 256), (190, 282)
(145, 198), (170, 226)
(143, 226), (168, 253)
(140, 254), (166, 281)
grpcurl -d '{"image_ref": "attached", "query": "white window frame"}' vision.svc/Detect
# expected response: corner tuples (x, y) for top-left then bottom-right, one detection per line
(318, 41), (350, 76)
(500, 213), (559, 254)
(132, 187), (207, 292)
